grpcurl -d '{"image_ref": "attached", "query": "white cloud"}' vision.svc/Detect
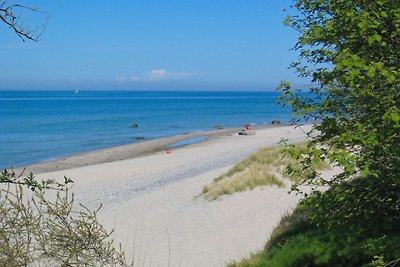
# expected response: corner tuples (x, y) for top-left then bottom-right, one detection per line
(147, 69), (168, 81)
(115, 69), (202, 83)
(146, 69), (201, 81)
(115, 76), (126, 83)
(130, 75), (141, 81)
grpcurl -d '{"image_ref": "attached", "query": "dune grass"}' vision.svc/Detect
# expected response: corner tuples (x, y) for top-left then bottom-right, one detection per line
(201, 143), (330, 201)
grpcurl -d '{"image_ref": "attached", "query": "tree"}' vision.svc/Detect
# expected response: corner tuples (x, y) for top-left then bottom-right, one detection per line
(279, 0), (400, 191)
(275, 1), (400, 264)
(278, 0), (400, 248)
(0, 0), (46, 41)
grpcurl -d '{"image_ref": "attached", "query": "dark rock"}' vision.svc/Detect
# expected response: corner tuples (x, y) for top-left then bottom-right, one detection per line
(213, 125), (223, 130)
(135, 136), (145, 140)
(130, 123), (139, 128)
(272, 120), (281, 125)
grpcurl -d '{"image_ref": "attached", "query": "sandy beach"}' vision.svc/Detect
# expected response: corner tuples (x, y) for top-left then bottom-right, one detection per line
(34, 125), (312, 266)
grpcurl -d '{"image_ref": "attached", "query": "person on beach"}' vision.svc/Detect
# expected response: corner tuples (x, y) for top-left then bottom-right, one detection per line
(239, 124), (255, 135)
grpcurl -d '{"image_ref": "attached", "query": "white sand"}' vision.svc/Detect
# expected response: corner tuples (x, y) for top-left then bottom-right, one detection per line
(36, 125), (312, 267)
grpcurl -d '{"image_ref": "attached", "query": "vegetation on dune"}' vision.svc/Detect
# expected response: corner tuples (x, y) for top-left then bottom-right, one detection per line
(201, 144), (330, 201)
(0, 170), (133, 266)
(229, 176), (400, 267)
(233, 0), (400, 265)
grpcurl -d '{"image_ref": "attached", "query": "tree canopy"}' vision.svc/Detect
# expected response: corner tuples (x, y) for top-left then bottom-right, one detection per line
(279, 0), (400, 188)
(273, 1), (400, 264)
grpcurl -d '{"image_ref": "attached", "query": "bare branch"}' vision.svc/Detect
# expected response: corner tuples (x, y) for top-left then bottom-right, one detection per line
(0, 0), (47, 42)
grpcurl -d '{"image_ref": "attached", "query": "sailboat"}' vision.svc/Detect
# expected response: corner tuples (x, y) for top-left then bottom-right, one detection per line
(74, 89), (79, 93)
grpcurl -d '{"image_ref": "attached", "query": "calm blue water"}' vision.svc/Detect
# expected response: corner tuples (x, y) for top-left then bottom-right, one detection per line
(0, 90), (292, 168)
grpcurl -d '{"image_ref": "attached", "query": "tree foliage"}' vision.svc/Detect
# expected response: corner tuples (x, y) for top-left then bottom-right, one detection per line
(279, 0), (400, 189)
(278, 0), (400, 262)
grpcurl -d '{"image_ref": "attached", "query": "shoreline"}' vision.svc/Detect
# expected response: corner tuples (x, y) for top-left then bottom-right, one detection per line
(19, 124), (289, 174)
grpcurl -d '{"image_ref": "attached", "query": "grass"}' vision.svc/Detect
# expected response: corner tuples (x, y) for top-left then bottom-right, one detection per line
(202, 167), (285, 201)
(201, 143), (330, 200)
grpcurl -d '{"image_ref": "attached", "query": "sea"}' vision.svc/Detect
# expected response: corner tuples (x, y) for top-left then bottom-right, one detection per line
(0, 90), (293, 169)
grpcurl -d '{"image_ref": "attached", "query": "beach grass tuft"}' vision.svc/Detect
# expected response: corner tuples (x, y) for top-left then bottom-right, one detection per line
(202, 143), (330, 200)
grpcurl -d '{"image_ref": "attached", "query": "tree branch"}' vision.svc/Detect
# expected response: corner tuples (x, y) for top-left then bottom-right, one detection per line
(0, 0), (47, 42)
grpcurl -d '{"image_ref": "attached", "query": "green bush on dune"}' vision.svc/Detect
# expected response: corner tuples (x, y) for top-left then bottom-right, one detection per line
(233, 0), (400, 265)
(230, 175), (400, 267)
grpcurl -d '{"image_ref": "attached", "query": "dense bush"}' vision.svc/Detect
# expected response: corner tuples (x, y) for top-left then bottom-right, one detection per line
(279, 0), (400, 188)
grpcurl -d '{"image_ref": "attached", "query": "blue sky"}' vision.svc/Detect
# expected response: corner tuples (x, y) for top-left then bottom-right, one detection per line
(0, 0), (303, 90)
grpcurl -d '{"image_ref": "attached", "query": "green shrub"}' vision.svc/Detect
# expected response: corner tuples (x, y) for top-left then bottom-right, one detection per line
(305, 175), (400, 234)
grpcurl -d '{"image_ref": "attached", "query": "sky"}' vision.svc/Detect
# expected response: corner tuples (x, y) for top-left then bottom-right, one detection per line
(0, 0), (304, 91)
